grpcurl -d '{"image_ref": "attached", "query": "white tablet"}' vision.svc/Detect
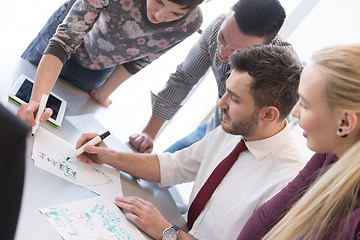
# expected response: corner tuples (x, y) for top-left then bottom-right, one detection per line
(9, 74), (67, 128)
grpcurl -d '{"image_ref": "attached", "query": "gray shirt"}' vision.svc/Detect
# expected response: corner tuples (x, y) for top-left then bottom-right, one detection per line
(152, 14), (294, 129)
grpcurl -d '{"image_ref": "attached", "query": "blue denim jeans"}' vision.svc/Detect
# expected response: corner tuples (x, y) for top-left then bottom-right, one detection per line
(164, 115), (217, 153)
(21, 1), (115, 91)
(164, 122), (208, 153)
(21, 2), (68, 66)
(60, 57), (115, 91)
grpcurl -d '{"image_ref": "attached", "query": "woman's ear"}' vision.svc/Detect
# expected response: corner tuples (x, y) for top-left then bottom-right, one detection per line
(337, 112), (358, 137)
(261, 106), (280, 123)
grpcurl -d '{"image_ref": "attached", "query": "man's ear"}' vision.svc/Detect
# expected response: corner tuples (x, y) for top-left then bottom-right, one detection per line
(260, 106), (280, 123)
(337, 112), (358, 137)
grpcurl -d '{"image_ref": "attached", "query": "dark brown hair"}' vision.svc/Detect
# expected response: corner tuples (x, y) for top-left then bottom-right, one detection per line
(232, 0), (286, 43)
(230, 45), (302, 120)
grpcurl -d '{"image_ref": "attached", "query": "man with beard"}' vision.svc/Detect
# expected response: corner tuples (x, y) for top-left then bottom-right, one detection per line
(130, 0), (293, 153)
(76, 45), (305, 240)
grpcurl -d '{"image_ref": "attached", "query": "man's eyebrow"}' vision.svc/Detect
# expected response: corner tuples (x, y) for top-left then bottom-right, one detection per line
(226, 88), (239, 98)
(220, 31), (236, 52)
(220, 32), (227, 45)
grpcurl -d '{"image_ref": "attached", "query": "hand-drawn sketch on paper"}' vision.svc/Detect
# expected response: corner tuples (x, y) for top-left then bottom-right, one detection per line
(40, 196), (150, 240)
(32, 127), (123, 200)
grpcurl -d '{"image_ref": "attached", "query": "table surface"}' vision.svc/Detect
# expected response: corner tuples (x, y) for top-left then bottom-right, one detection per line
(0, 54), (186, 240)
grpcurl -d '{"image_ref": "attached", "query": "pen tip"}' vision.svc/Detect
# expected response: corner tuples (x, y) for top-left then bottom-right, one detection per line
(32, 133), (34, 136)
(66, 157), (70, 160)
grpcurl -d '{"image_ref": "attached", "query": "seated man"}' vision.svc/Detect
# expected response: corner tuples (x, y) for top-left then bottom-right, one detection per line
(130, 0), (292, 153)
(77, 45), (305, 240)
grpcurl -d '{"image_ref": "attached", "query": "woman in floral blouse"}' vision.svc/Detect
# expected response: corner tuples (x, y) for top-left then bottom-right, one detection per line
(19, 0), (203, 124)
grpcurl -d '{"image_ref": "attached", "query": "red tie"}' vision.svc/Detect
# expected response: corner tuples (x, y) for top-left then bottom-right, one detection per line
(187, 139), (247, 230)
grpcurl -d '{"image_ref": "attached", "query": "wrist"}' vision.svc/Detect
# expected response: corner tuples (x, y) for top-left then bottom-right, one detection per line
(142, 115), (165, 139)
(162, 224), (180, 240)
(141, 131), (155, 141)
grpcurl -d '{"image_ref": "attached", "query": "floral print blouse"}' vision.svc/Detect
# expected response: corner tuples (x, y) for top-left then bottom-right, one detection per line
(45, 0), (203, 74)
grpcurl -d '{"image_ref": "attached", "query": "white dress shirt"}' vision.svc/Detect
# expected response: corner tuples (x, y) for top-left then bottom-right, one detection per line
(157, 123), (305, 240)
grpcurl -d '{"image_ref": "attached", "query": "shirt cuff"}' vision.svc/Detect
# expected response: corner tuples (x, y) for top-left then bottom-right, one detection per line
(157, 152), (177, 187)
(44, 40), (69, 64)
(123, 62), (141, 75)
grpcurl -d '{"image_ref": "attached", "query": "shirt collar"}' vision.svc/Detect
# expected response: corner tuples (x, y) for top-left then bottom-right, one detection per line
(243, 120), (290, 161)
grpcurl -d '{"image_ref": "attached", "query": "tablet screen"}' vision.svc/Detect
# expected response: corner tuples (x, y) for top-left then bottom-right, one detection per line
(15, 78), (61, 120)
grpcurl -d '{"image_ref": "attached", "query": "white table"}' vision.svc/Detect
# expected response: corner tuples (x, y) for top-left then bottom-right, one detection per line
(0, 54), (186, 239)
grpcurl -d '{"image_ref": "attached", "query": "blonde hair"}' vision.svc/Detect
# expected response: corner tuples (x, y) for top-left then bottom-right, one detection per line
(263, 45), (360, 240)
(313, 45), (360, 113)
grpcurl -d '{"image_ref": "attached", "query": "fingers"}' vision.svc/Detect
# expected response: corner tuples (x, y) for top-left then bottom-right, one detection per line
(77, 151), (93, 163)
(115, 196), (170, 239)
(26, 101), (39, 126)
(17, 101), (53, 126)
(40, 107), (53, 122)
(78, 145), (103, 164)
(142, 142), (153, 153)
(75, 133), (101, 164)
(129, 133), (140, 145)
(76, 133), (98, 149)
(17, 102), (36, 126)
(129, 133), (154, 153)
(83, 145), (102, 155)
(77, 145), (104, 164)
(78, 153), (93, 163)
(17, 103), (31, 125)
(117, 196), (150, 205)
(115, 196), (149, 216)
(115, 197), (154, 228)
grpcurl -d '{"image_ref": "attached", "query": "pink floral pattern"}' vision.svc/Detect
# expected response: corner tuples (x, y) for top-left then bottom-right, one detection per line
(137, 38), (146, 45)
(51, 0), (203, 71)
(126, 48), (140, 56)
(120, 0), (133, 11)
(165, 27), (174, 32)
(112, 55), (126, 62)
(98, 55), (114, 67)
(156, 38), (169, 48)
(87, 0), (106, 9)
(130, 7), (142, 22)
(84, 12), (97, 24)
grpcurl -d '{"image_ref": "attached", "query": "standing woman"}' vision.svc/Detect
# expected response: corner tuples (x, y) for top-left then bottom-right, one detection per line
(237, 45), (360, 240)
(19, 0), (203, 124)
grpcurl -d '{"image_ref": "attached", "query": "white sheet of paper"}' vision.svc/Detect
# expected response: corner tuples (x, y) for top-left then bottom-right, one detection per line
(32, 127), (123, 200)
(40, 196), (150, 240)
(66, 113), (134, 153)
(66, 113), (107, 133)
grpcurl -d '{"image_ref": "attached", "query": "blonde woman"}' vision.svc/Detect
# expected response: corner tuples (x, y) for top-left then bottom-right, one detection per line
(237, 45), (360, 240)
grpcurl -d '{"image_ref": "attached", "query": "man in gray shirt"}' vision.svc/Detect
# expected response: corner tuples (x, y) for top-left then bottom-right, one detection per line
(130, 0), (294, 153)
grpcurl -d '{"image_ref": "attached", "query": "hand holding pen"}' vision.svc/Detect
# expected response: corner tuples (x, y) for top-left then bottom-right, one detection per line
(69, 131), (111, 163)
(74, 131), (142, 183)
(32, 94), (49, 136)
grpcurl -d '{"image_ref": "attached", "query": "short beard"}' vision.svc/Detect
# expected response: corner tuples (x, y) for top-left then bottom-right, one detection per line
(222, 109), (259, 136)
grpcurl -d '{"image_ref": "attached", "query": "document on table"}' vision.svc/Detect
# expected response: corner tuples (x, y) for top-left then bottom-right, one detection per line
(40, 196), (151, 240)
(32, 127), (123, 200)
(65, 113), (134, 153)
